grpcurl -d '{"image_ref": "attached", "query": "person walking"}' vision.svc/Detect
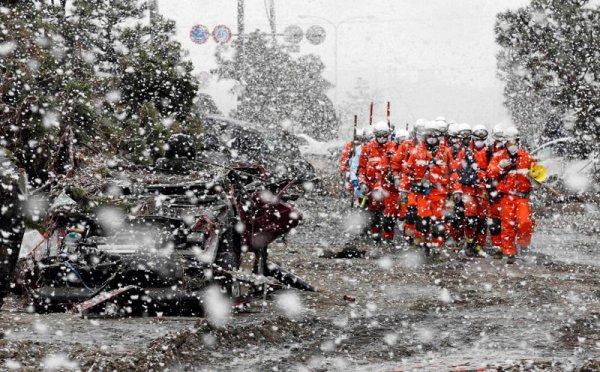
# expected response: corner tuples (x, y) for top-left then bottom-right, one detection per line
(487, 127), (537, 264)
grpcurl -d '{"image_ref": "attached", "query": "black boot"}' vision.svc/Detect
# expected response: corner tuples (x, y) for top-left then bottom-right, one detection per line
(420, 242), (430, 257)
(465, 239), (476, 257)
(493, 247), (503, 260)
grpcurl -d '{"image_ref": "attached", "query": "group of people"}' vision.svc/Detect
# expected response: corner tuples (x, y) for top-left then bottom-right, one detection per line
(340, 117), (539, 264)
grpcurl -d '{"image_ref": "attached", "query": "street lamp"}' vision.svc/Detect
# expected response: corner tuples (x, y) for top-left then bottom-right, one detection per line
(298, 14), (375, 105)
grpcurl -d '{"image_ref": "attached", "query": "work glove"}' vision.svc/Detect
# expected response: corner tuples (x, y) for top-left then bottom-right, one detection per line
(372, 187), (385, 202)
(394, 177), (401, 188)
(351, 179), (359, 189)
(499, 159), (511, 169)
(360, 183), (369, 195)
(421, 177), (432, 189)
(479, 188), (488, 201)
(399, 191), (408, 205)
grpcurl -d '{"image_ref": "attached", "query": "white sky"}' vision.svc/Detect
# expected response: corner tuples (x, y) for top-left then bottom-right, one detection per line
(158, 0), (530, 129)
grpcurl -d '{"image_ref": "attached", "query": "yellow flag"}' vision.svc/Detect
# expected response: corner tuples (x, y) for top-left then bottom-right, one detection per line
(529, 164), (548, 183)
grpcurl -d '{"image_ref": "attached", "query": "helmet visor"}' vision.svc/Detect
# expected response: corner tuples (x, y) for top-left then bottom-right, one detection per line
(459, 130), (472, 139)
(473, 129), (488, 139)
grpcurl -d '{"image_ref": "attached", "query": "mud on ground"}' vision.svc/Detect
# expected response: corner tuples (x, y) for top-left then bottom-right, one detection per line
(0, 156), (599, 371)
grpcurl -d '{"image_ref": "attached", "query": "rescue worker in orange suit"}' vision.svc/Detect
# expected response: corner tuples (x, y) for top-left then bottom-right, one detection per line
(470, 124), (491, 255)
(399, 121), (461, 255)
(358, 121), (395, 242)
(340, 142), (353, 175)
(392, 119), (425, 244)
(434, 117), (449, 147)
(375, 128), (410, 244)
(486, 125), (507, 256)
(445, 123), (467, 246)
(487, 126), (537, 264)
(453, 123), (484, 255)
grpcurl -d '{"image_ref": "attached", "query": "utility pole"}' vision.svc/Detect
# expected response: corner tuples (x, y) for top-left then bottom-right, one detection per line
(237, 0), (245, 36)
(267, 0), (277, 43)
(237, 0), (245, 82)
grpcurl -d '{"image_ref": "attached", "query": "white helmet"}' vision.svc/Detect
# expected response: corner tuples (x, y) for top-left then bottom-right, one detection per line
(394, 128), (409, 143)
(414, 118), (427, 131)
(458, 123), (472, 137)
(436, 120), (449, 134)
(373, 121), (390, 137)
(424, 120), (439, 134)
(435, 116), (446, 123)
(413, 119), (427, 141)
(472, 124), (488, 139)
(492, 125), (504, 140)
(363, 127), (374, 140)
(504, 126), (520, 141)
(355, 128), (365, 142)
(448, 123), (460, 137)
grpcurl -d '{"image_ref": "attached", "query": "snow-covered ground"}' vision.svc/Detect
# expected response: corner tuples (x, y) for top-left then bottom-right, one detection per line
(0, 156), (598, 371)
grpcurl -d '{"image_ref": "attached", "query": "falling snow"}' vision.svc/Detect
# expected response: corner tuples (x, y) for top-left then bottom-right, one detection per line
(0, 0), (598, 371)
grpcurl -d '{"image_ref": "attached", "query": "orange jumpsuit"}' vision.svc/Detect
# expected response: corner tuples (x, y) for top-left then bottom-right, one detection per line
(446, 144), (465, 243)
(472, 144), (490, 247)
(358, 139), (395, 237)
(487, 148), (536, 256)
(486, 145), (505, 249)
(340, 142), (354, 191)
(374, 142), (399, 240)
(452, 144), (486, 247)
(391, 139), (417, 238)
(400, 142), (460, 248)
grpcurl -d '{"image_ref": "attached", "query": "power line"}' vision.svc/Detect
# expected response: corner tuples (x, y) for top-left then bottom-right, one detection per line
(340, 15), (496, 23)
(278, 14), (496, 27)
(240, 14), (497, 30)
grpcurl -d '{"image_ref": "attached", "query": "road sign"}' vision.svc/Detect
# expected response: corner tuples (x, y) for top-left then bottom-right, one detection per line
(190, 24), (210, 44)
(212, 24), (232, 44)
(306, 25), (326, 45)
(283, 25), (303, 44)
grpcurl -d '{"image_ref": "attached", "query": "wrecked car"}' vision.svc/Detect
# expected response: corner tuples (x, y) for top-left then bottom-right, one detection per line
(199, 115), (316, 182)
(531, 137), (600, 195)
(16, 133), (316, 317)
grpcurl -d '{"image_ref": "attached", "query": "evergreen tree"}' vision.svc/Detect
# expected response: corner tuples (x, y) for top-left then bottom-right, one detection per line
(0, 4), (99, 181)
(339, 77), (384, 138)
(113, 15), (200, 163)
(495, 0), (600, 154)
(0, 0), (208, 178)
(214, 31), (338, 141)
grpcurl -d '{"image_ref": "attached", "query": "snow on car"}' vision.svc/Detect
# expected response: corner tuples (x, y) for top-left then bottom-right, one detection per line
(531, 137), (600, 194)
